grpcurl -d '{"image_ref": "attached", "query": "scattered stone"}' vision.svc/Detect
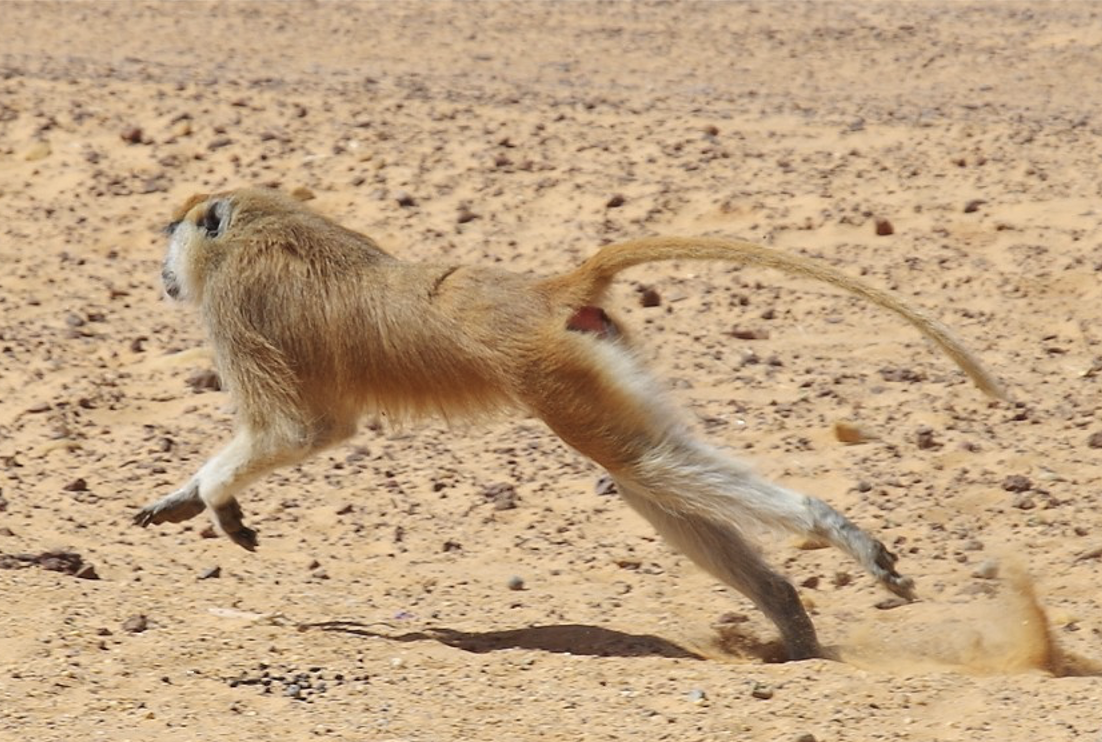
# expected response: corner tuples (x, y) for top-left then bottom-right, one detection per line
(832, 571), (852, 587)
(879, 366), (925, 383)
(290, 186), (316, 201)
(482, 482), (518, 510)
(0, 550), (98, 579)
(120, 126), (144, 144)
(874, 596), (910, 610)
(506, 575), (525, 591)
(122, 614), (149, 634)
(750, 682), (774, 700)
(800, 575), (820, 589)
(716, 611), (750, 624)
(395, 191), (417, 207)
(169, 119), (192, 138)
(638, 286), (661, 307)
(728, 327), (770, 340)
(972, 559), (999, 579)
(198, 566), (222, 580)
(874, 218), (894, 236)
(833, 420), (877, 444)
(963, 199), (987, 214)
(687, 688), (708, 705)
(1001, 474), (1032, 493)
(795, 734), (818, 742)
(1087, 431), (1102, 449)
(606, 194), (625, 208)
(1012, 493), (1036, 510)
(915, 426), (941, 450)
(442, 540), (462, 552)
(208, 136), (233, 150)
(457, 207), (479, 224)
(186, 369), (222, 392)
(25, 402), (52, 413)
(63, 478), (88, 492)
(0, 527), (14, 537)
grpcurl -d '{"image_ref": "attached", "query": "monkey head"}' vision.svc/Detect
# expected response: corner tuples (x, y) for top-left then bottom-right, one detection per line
(161, 192), (228, 303)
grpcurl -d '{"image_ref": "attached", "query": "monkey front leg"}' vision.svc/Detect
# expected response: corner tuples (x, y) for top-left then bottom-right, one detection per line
(134, 431), (286, 551)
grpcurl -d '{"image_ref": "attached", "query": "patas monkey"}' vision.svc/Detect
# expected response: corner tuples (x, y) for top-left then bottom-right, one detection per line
(136, 188), (1005, 660)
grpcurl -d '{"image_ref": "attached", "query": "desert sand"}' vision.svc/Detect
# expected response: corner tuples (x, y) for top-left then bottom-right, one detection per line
(1, 1), (1101, 740)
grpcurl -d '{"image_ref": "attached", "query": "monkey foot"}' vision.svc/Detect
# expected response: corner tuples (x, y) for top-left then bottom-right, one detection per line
(872, 542), (917, 601)
(134, 486), (206, 526)
(213, 499), (259, 552)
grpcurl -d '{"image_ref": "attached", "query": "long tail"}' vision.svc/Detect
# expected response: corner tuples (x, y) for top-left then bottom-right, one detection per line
(542, 236), (1008, 400)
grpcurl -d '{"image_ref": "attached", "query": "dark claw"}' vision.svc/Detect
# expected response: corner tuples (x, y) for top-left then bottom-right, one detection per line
(227, 526), (259, 552)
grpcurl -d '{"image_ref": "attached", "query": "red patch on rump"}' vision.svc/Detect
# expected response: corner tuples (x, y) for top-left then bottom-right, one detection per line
(566, 306), (619, 339)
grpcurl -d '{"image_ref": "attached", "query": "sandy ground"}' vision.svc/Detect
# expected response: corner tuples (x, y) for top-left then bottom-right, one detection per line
(2, 1), (1102, 740)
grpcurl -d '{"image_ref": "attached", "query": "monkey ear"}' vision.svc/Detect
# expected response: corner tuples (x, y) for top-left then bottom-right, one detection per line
(201, 199), (232, 239)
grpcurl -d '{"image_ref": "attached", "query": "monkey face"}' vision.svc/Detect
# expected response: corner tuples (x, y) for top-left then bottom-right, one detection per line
(161, 194), (231, 302)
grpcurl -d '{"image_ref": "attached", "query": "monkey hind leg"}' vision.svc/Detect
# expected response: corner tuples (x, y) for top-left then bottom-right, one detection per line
(624, 441), (917, 601)
(615, 479), (821, 660)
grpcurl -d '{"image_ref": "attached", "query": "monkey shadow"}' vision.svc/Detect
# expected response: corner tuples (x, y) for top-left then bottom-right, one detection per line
(303, 620), (721, 661)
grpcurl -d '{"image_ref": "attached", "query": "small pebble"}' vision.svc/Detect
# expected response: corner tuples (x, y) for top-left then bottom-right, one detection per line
(186, 369), (222, 392)
(606, 194), (625, 208)
(1002, 474), (1032, 493)
(834, 420), (876, 444)
(198, 566), (221, 580)
(972, 559), (999, 579)
(687, 688), (707, 705)
(639, 286), (661, 307)
(915, 427), (941, 450)
(122, 614), (149, 634)
(874, 596), (910, 610)
(875, 218), (894, 236)
(507, 575), (525, 591)
(1012, 493), (1036, 510)
(750, 682), (774, 700)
